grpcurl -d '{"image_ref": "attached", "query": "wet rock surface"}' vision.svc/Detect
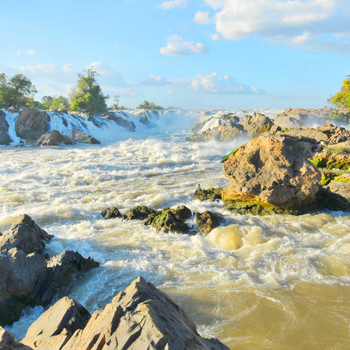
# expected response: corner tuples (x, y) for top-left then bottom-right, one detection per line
(36, 130), (73, 146)
(195, 211), (223, 235)
(101, 207), (122, 219)
(15, 110), (49, 141)
(123, 205), (155, 220)
(17, 277), (229, 350)
(193, 187), (222, 201)
(104, 113), (136, 132)
(0, 110), (12, 145)
(71, 128), (100, 144)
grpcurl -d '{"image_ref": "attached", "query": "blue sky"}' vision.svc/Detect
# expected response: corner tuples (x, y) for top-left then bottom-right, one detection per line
(1, 0), (350, 109)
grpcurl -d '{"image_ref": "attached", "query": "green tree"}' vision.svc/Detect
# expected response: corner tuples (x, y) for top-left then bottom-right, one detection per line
(328, 77), (350, 109)
(70, 68), (108, 116)
(0, 73), (37, 109)
(137, 100), (164, 110)
(112, 94), (120, 110)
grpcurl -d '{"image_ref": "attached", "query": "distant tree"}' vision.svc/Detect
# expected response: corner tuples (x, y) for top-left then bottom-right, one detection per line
(137, 100), (164, 110)
(0, 73), (37, 109)
(112, 95), (120, 110)
(328, 76), (350, 109)
(70, 68), (108, 116)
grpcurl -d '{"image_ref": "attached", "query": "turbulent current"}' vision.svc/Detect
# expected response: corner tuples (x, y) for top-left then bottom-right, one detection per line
(2, 109), (350, 349)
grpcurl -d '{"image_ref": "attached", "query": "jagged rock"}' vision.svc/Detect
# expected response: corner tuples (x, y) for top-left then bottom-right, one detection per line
(39, 251), (100, 306)
(18, 277), (229, 350)
(193, 187), (222, 201)
(315, 187), (350, 211)
(239, 113), (273, 135)
(187, 123), (246, 142)
(101, 207), (122, 219)
(145, 206), (192, 234)
(15, 110), (49, 141)
(270, 125), (281, 133)
(104, 114), (136, 132)
(283, 128), (329, 144)
(0, 326), (31, 350)
(273, 115), (303, 130)
(222, 134), (321, 215)
(21, 297), (90, 350)
(36, 130), (73, 146)
(0, 214), (53, 255)
(0, 110), (12, 145)
(195, 211), (223, 235)
(139, 112), (155, 128)
(327, 181), (350, 201)
(123, 206), (155, 220)
(71, 128), (100, 144)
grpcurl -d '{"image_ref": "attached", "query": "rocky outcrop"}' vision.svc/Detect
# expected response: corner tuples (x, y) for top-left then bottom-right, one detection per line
(239, 113), (273, 135)
(327, 181), (350, 201)
(101, 207), (122, 219)
(36, 130), (73, 146)
(139, 112), (155, 128)
(18, 277), (229, 350)
(15, 110), (50, 141)
(195, 211), (223, 235)
(193, 187), (222, 201)
(145, 206), (192, 234)
(0, 215), (99, 326)
(0, 327), (30, 350)
(0, 214), (53, 255)
(0, 110), (12, 145)
(222, 134), (322, 214)
(123, 206), (155, 220)
(104, 114), (136, 132)
(71, 128), (100, 144)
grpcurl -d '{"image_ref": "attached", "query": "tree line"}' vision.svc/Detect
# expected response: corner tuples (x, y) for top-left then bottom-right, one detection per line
(0, 69), (171, 116)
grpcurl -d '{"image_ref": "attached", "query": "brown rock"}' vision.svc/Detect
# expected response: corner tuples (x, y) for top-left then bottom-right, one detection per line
(15, 110), (49, 141)
(239, 113), (273, 135)
(327, 181), (350, 201)
(195, 211), (223, 235)
(71, 128), (100, 144)
(0, 110), (12, 145)
(36, 130), (73, 146)
(222, 134), (321, 213)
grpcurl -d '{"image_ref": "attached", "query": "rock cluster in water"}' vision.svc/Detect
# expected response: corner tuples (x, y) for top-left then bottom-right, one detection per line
(0, 215), (99, 326)
(1, 277), (229, 350)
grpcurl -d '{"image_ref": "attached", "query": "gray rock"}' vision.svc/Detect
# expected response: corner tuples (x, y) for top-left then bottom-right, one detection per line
(0, 110), (12, 145)
(0, 214), (53, 255)
(36, 130), (73, 146)
(327, 181), (350, 201)
(239, 113), (273, 135)
(0, 326), (31, 350)
(104, 114), (136, 132)
(71, 128), (100, 144)
(15, 110), (49, 141)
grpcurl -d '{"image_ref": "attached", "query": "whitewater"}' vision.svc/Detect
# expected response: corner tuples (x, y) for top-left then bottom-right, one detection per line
(2, 109), (350, 349)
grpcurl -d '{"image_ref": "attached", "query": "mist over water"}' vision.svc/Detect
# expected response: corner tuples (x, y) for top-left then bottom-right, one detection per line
(2, 109), (350, 349)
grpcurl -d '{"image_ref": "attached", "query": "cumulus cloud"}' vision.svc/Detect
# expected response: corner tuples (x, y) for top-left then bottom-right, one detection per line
(157, 0), (187, 10)
(139, 75), (170, 86)
(86, 61), (128, 87)
(193, 11), (213, 24)
(17, 49), (36, 56)
(171, 72), (265, 94)
(160, 35), (209, 56)
(115, 87), (139, 98)
(199, 0), (350, 53)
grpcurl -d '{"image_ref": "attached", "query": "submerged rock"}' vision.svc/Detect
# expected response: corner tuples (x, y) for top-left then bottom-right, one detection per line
(123, 205), (155, 220)
(36, 130), (73, 146)
(15, 110), (50, 141)
(195, 211), (223, 235)
(101, 207), (122, 219)
(193, 187), (222, 201)
(222, 134), (321, 214)
(0, 110), (12, 145)
(71, 128), (100, 144)
(18, 276), (229, 350)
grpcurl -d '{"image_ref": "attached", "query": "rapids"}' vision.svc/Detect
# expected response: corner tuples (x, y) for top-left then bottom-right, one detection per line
(1, 109), (350, 349)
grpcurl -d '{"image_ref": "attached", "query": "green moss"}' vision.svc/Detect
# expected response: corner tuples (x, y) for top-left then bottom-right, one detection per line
(221, 144), (245, 163)
(282, 128), (293, 133)
(308, 157), (328, 168)
(325, 160), (350, 170)
(193, 187), (222, 201)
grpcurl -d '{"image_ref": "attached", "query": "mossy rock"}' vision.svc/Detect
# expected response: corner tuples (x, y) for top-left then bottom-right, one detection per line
(186, 133), (204, 142)
(309, 157), (328, 168)
(193, 187), (222, 201)
(221, 144), (247, 163)
(123, 206), (155, 220)
(101, 207), (122, 219)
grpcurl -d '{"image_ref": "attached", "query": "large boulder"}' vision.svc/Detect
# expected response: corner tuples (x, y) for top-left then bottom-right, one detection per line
(123, 205), (155, 220)
(188, 123), (246, 142)
(222, 134), (322, 214)
(104, 114), (136, 132)
(0, 214), (53, 255)
(70, 128), (100, 144)
(15, 110), (50, 141)
(239, 113), (273, 136)
(36, 130), (73, 146)
(327, 181), (350, 201)
(19, 277), (229, 350)
(0, 110), (12, 145)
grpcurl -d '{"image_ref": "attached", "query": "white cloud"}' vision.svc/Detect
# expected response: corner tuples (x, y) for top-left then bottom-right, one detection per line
(115, 87), (139, 98)
(171, 72), (265, 94)
(139, 75), (170, 86)
(157, 0), (187, 10)
(17, 49), (36, 56)
(211, 33), (220, 41)
(193, 11), (213, 24)
(86, 61), (128, 87)
(160, 35), (209, 56)
(200, 0), (350, 53)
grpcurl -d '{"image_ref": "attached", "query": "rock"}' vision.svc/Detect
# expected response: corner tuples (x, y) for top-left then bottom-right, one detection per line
(315, 187), (350, 212)
(17, 276), (229, 350)
(270, 125), (281, 133)
(195, 211), (223, 235)
(283, 128), (329, 144)
(139, 112), (155, 128)
(104, 114), (136, 132)
(21, 297), (90, 350)
(273, 115), (303, 130)
(36, 130), (73, 146)
(38, 251), (100, 306)
(193, 187), (222, 201)
(123, 206), (155, 220)
(70, 128), (100, 144)
(0, 110), (12, 145)
(187, 123), (246, 142)
(101, 207), (122, 219)
(15, 110), (49, 141)
(222, 134), (321, 215)
(145, 206), (192, 234)
(0, 214), (53, 255)
(327, 181), (350, 201)
(239, 113), (273, 135)
(0, 327), (31, 350)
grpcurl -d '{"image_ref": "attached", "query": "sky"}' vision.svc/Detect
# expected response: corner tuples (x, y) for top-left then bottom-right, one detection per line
(0, 0), (350, 110)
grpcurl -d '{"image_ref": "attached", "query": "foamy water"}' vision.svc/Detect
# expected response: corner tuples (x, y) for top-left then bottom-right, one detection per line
(2, 109), (350, 349)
